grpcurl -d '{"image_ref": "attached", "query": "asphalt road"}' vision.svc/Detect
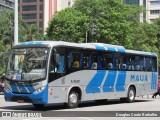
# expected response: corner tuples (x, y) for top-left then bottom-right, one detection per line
(0, 95), (160, 120)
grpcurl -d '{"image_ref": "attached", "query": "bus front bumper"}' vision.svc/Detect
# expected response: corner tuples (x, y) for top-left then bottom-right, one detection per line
(4, 86), (48, 104)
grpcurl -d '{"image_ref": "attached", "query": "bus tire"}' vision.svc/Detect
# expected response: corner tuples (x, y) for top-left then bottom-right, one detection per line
(66, 91), (79, 109)
(120, 87), (136, 103)
(127, 87), (136, 103)
(32, 104), (44, 109)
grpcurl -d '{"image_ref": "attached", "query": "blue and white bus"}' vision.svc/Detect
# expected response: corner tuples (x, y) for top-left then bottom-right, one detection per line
(4, 41), (158, 108)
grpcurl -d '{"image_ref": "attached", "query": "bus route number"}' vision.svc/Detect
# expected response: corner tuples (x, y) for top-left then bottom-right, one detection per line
(71, 80), (80, 84)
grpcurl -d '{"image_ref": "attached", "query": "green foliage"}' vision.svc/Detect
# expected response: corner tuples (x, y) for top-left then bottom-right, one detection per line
(0, 9), (44, 75)
(46, 0), (159, 63)
(0, 10), (14, 46)
(46, 8), (88, 42)
(19, 24), (44, 42)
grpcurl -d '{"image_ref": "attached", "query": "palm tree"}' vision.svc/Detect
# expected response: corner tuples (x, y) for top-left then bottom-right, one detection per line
(0, 10), (14, 47)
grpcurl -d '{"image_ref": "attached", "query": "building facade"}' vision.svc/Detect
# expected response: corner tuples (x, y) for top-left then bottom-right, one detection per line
(0, 0), (14, 10)
(18, 0), (74, 33)
(125, 0), (146, 22)
(125, 0), (160, 23)
(146, 0), (160, 22)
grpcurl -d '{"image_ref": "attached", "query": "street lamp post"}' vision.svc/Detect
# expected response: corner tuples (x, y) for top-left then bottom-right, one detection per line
(14, 0), (18, 45)
(85, 29), (88, 43)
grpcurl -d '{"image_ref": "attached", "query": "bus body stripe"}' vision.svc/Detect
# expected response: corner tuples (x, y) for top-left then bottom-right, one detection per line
(10, 83), (19, 93)
(151, 72), (157, 90)
(95, 46), (105, 51)
(117, 48), (125, 53)
(103, 70), (117, 92)
(107, 47), (116, 52)
(115, 71), (126, 91)
(25, 83), (35, 92)
(18, 83), (28, 93)
(20, 42), (43, 45)
(86, 70), (106, 93)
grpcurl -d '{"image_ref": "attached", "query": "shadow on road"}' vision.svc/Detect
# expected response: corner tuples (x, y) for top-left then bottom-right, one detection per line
(0, 99), (153, 111)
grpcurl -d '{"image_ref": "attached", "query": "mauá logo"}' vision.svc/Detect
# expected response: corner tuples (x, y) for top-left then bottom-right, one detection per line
(131, 74), (148, 82)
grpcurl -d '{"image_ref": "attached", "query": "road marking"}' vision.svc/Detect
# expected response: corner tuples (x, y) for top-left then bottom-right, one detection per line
(79, 117), (94, 120)
(22, 118), (64, 120)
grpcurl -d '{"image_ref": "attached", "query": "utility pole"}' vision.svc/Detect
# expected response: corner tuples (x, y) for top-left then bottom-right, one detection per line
(14, 0), (18, 45)
(85, 30), (88, 43)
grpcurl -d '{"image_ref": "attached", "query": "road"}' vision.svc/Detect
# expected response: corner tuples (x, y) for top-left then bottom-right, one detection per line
(0, 95), (160, 120)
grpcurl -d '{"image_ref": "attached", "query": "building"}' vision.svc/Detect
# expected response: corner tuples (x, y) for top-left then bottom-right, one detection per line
(125, 0), (160, 23)
(0, 0), (14, 10)
(125, 0), (146, 22)
(146, 0), (160, 23)
(18, 0), (75, 33)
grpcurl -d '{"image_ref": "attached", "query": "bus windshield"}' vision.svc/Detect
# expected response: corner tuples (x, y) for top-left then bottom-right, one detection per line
(5, 48), (49, 81)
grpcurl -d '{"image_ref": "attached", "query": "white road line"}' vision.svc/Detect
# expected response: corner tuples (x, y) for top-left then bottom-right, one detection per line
(22, 118), (64, 120)
(79, 117), (95, 120)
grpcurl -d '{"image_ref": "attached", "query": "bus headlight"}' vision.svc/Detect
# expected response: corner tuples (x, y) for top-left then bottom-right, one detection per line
(34, 87), (45, 94)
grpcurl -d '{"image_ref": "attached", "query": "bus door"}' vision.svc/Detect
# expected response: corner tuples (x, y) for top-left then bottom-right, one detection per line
(49, 47), (66, 82)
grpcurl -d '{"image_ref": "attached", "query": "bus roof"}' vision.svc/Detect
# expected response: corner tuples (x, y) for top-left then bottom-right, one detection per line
(16, 41), (157, 57)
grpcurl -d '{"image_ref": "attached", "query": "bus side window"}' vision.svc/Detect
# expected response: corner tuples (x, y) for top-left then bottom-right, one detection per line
(113, 53), (120, 70)
(152, 57), (157, 72)
(83, 52), (89, 69)
(91, 53), (98, 69)
(144, 57), (152, 71)
(97, 52), (106, 70)
(120, 54), (127, 70)
(57, 55), (65, 73)
(126, 55), (135, 71)
(67, 49), (82, 72)
(105, 52), (114, 70)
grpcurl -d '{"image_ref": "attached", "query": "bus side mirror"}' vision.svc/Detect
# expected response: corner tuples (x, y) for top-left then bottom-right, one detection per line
(54, 54), (60, 66)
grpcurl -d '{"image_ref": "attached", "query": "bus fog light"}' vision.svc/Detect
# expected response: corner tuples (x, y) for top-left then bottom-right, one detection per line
(34, 87), (45, 94)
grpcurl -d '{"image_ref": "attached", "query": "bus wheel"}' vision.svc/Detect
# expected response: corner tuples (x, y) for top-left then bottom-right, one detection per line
(126, 87), (136, 103)
(66, 91), (79, 109)
(32, 104), (44, 109)
(120, 87), (135, 103)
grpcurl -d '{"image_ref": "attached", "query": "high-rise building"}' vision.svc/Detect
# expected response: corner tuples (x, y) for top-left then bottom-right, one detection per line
(0, 0), (14, 10)
(125, 0), (160, 23)
(146, 0), (160, 23)
(18, 0), (75, 33)
(125, 0), (146, 22)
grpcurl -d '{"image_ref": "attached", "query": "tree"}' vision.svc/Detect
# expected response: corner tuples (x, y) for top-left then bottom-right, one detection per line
(0, 9), (44, 75)
(20, 24), (44, 41)
(46, 8), (88, 42)
(0, 10), (14, 46)
(74, 0), (142, 44)
(153, 18), (160, 63)
(46, 0), (142, 44)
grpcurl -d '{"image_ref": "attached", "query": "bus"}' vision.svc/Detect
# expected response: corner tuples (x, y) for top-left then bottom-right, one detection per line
(3, 41), (158, 108)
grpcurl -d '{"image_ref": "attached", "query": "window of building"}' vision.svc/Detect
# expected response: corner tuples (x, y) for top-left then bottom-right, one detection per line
(27, 22), (36, 25)
(39, 13), (43, 19)
(125, 0), (139, 4)
(150, 1), (160, 6)
(150, 19), (155, 22)
(22, 5), (37, 11)
(39, 21), (43, 27)
(22, 13), (37, 19)
(150, 10), (160, 15)
(39, 5), (43, 11)
(22, 0), (37, 2)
